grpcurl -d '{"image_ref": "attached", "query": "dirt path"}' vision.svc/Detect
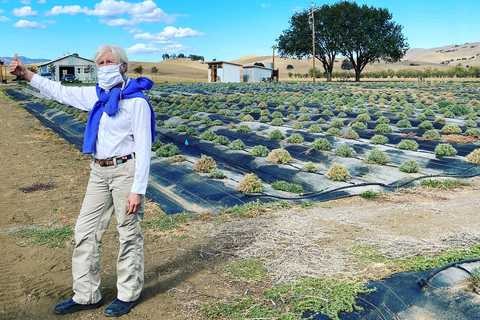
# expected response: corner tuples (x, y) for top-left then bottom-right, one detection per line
(2, 87), (480, 320)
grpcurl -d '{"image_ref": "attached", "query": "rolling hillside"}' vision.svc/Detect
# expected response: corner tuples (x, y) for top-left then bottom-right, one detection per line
(7, 42), (480, 82)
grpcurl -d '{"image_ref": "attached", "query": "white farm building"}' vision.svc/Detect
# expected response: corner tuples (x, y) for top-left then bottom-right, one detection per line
(243, 65), (274, 82)
(206, 61), (242, 83)
(38, 54), (97, 82)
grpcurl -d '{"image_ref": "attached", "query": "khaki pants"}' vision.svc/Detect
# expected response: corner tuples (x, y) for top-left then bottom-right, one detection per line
(72, 159), (144, 304)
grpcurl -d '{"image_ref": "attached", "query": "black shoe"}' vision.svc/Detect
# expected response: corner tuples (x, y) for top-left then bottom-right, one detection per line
(54, 299), (102, 314)
(104, 298), (140, 317)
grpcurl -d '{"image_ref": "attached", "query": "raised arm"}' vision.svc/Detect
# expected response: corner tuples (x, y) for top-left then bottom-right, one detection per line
(9, 53), (97, 111)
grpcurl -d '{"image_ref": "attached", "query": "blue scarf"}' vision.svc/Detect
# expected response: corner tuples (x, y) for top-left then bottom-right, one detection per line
(83, 77), (156, 154)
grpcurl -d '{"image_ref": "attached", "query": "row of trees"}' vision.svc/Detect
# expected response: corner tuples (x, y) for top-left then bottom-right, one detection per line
(161, 53), (205, 61)
(285, 64), (480, 80)
(277, 1), (409, 81)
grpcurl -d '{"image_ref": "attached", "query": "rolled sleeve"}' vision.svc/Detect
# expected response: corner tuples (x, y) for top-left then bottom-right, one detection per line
(130, 98), (152, 194)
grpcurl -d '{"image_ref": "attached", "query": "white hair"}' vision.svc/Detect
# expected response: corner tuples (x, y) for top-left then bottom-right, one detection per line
(93, 44), (129, 72)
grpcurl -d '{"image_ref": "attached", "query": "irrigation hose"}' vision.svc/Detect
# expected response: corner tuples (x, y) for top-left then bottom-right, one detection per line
(417, 258), (480, 288)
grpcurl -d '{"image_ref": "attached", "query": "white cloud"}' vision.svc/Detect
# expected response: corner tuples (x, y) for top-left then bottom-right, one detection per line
(38, 0), (46, 4)
(133, 26), (203, 42)
(0, 16), (12, 22)
(13, 19), (46, 28)
(21, 0), (32, 4)
(261, 3), (271, 8)
(162, 43), (195, 53)
(13, 6), (38, 17)
(41, 19), (56, 24)
(126, 27), (143, 34)
(0, 9), (3, 13)
(125, 43), (161, 54)
(46, 5), (90, 16)
(45, 0), (175, 26)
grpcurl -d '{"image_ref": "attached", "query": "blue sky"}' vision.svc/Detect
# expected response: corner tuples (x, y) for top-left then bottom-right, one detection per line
(1, 0), (480, 62)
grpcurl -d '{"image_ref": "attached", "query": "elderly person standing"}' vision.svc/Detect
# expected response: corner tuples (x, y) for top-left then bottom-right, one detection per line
(9, 44), (155, 317)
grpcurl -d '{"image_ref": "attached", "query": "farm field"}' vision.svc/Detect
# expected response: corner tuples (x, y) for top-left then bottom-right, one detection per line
(11, 80), (480, 214)
(3, 81), (480, 319)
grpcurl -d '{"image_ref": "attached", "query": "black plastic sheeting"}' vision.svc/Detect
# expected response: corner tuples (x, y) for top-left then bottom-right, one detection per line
(8, 88), (480, 215)
(306, 261), (480, 320)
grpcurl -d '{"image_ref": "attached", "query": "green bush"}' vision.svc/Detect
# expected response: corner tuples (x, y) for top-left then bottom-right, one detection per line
(399, 159), (420, 173)
(370, 134), (389, 145)
(365, 149), (389, 165)
(330, 119), (344, 128)
(258, 116), (270, 123)
(376, 116), (390, 124)
(343, 129), (359, 139)
(396, 119), (412, 128)
(271, 111), (283, 118)
(211, 119), (223, 126)
(356, 113), (371, 122)
(465, 128), (480, 137)
(186, 127), (199, 136)
(418, 121), (434, 130)
(268, 129), (285, 140)
(199, 130), (217, 141)
(286, 133), (304, 144)
(374, 124), (392, 133)
(298, 114), (311, 122)
(435, 143), (457, 157)
(395, 112), (407, 119)
(465, 119), (477, 128)
(249, 145), (269, 157)
(311, 138), (332, 151)
(229, 139), (245, 150)
(334, 144), (357, 158)
(351, 122), (367, 130)
(422, 130), (441, 140)
(292, 122), (303, 130)
(214, 135), (230, 146)
(397, 139), (419, 151)
(189, 114), (200, 121)
(441, 124), (462, 134)
(210, 168), (226, 179)
(151, 138), (164, 151)
(237, 124), (252, 133)
(308, 125), (323, 133)
(201, 117), (211, 125)
(270, 118), (285, 126)
(450, 104), (473, 116)
(176, 124), (188, 132)
(271, 181), (304, 194)
(326, 163), (351, 181)
(155, 143), (180, 157)
(302, 161), (318, 173)
(325, 128), (342, 136)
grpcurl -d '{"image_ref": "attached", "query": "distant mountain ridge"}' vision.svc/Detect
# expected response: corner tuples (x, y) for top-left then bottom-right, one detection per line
(0, 56), (50, 65)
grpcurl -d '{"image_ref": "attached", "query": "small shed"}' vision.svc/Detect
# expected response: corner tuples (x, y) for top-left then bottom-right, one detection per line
(243, 65), (273, 82)
(38, 53), (96, 82)
(206, 61), (242, 83)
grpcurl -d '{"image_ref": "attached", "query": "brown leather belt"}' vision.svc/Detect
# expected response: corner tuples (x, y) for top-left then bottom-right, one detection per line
(94, 153), (135, 166)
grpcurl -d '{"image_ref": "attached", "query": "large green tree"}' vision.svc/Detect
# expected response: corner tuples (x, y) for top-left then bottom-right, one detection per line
(337, 1), (409, 81)
(277, 1), (408, 82)
(276, 3), (342, 82)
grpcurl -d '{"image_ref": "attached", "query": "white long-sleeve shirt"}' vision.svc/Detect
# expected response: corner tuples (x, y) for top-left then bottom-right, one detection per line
(30, 74), (152, 194)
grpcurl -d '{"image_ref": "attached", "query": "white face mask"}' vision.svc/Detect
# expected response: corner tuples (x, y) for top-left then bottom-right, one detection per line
(97, 63), (124, 90)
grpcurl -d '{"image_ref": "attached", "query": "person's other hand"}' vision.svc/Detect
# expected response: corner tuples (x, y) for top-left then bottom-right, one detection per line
(126, 192), (142, 214)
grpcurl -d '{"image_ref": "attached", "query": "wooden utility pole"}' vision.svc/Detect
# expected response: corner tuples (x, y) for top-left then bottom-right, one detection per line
(272, 45), (275, 70)
(310, 4), (316, 82)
